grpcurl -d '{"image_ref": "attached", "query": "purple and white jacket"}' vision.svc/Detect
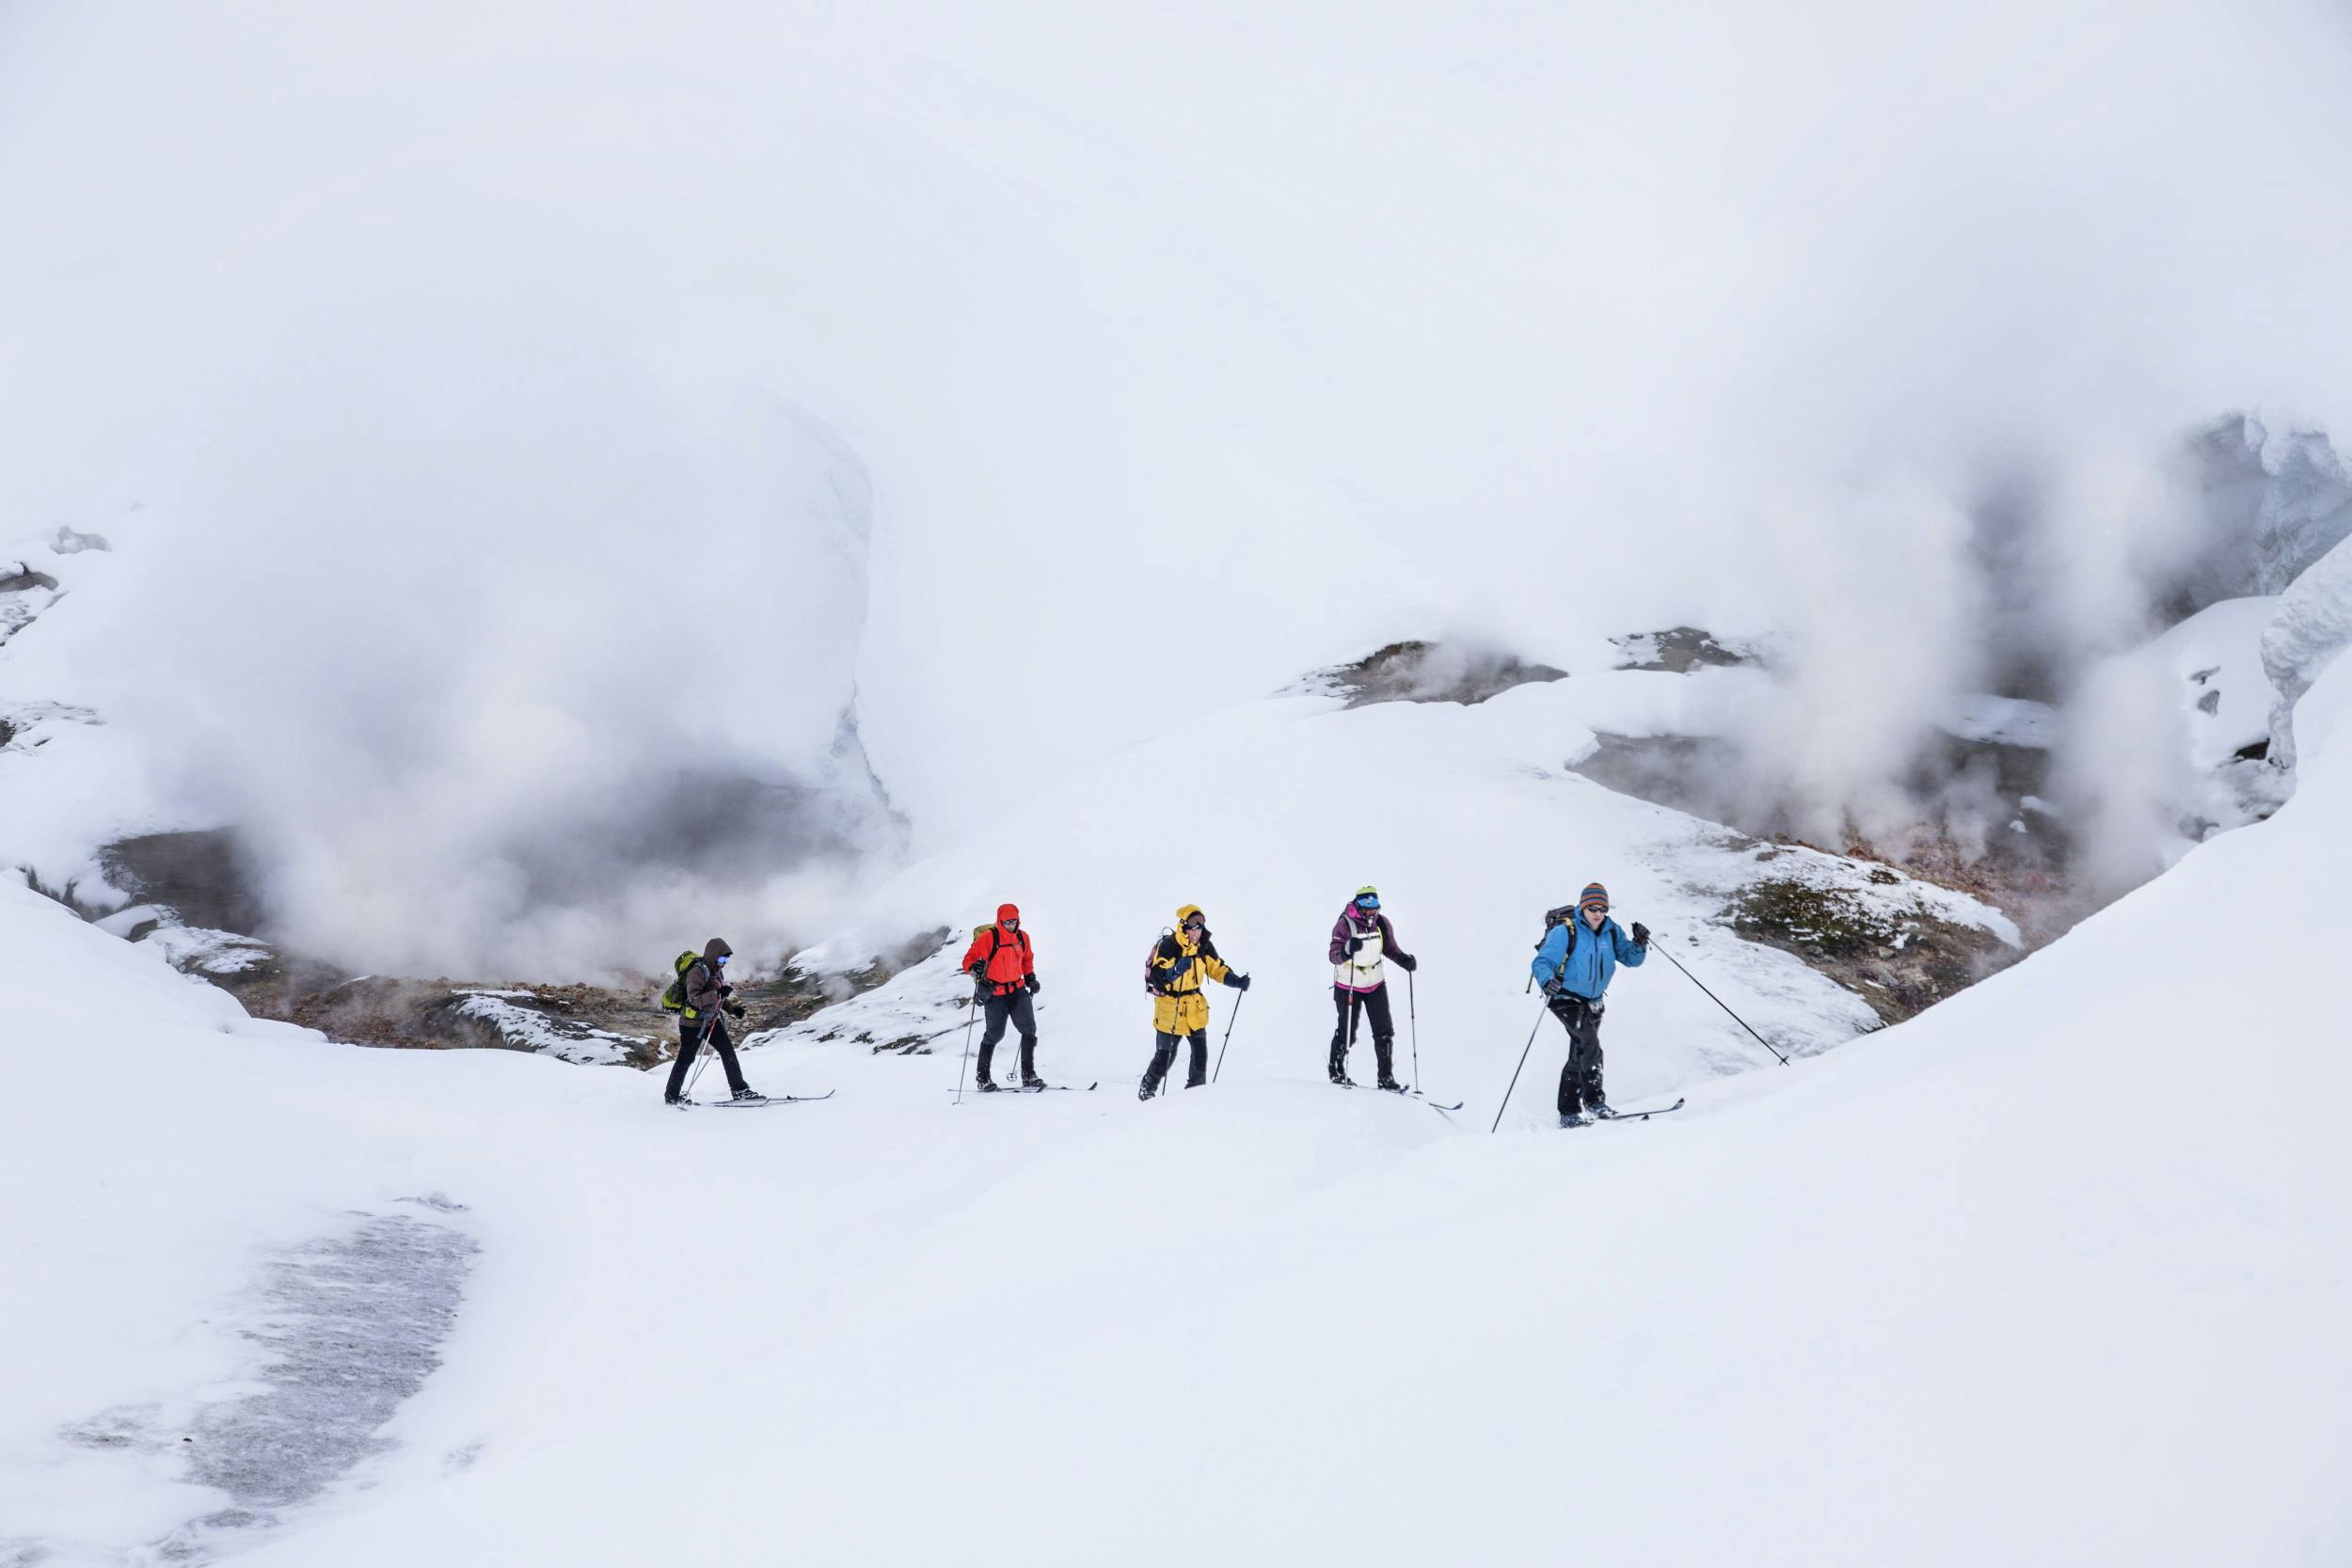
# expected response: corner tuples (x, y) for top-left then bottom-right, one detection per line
(1328, 907), (1413, 993)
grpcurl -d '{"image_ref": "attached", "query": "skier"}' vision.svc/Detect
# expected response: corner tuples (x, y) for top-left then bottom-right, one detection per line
(663, 937), (761, 1105)
(1529, 883), (1648, 1126)
(1327, 884), (1418, 1089)
(1140, 904), (1250, 1099)
(961, 902), (1043, 1090)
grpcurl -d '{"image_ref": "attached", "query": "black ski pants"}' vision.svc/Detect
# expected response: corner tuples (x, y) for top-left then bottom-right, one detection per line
(1143, 1028), (1208, 1094)
(666, 1014), (748, 1101)
(1329, 985), (1397, 1082)
(977, 990), (1039, 1083)
(1549, 992), (1605, 1115)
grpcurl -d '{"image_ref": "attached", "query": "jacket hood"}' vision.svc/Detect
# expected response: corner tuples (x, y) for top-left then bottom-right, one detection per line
(703, 937), (734, 963)
(1174, 904), (1203, 927)
(997, 903), (1021, 926)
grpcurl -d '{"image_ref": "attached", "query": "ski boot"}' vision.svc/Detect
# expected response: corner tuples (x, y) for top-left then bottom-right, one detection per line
(1558, 1110), (1586, 1129)
(1137, 1079), (1159, 1101)
(976, 1077), (1000, 1093)
(1021, 1075), (1046, 1091)
(731, 1087), (769, 1104)
(1588, 1101), (1616, 1119)
(1376, 1074), (1405, 1092)
(665, 1094), (692, 1109)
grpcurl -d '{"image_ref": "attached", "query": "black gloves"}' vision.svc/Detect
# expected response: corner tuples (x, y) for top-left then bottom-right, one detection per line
(1541, 977), (1565, 1000)
(1228, 972), (1252, 991)
(1343, 936), (1364, 956)
(723, 1001), (746, 1019)
(1393, 952), (1418, 973)
(1168, 953), (1195, 980)
(1630, 922), (1651, 947)
(1025, 974), (1041, 994)
(719, 983), (735, 997)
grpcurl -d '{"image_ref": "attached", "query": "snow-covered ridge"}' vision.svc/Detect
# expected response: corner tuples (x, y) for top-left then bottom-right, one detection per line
(4, 613), (2350, 1565)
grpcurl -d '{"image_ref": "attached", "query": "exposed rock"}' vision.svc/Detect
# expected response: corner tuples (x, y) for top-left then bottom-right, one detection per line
(1295, 640), (1565, 708)
(99, 829), (270, 937)
(1726, 876), (2016, 1024)
(1609, 627), (1758, 673)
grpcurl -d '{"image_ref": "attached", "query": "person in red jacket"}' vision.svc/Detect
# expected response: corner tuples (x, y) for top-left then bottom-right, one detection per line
(961, 903), (1042, 1090)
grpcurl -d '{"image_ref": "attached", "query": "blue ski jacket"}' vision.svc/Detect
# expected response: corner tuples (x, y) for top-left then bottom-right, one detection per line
(1531, 915), (1645, 1000)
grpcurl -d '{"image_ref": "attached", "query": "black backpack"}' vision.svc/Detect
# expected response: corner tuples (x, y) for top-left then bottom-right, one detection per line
(1537, 904), (1581, 945)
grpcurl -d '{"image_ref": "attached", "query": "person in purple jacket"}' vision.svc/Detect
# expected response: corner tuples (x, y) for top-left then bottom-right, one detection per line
(1327, 884), (1418, 1089)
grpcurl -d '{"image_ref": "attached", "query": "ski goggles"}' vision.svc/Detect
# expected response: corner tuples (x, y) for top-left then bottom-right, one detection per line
(1354, 894), (1380, 910)
(1182, 916), (1206, 931)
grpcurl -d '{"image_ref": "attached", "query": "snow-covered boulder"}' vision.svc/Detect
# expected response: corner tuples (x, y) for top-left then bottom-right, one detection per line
(2260, 531), (2352, 771)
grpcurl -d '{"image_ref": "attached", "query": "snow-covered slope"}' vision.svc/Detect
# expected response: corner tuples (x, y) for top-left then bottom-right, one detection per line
(765, 673), (2017, 1101)
(7, 637), (2349, 1567)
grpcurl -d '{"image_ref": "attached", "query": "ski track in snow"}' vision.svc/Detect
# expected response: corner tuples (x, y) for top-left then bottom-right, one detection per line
(22, 1204), (477, 1568)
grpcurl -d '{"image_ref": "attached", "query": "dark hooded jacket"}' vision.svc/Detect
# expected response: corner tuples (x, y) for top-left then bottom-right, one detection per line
(682, 936), (734, 1021)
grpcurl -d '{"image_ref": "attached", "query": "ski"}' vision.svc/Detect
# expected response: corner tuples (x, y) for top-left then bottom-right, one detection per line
(706, 1091), (837, 1108)
(952, 1082), (1099, 1095)
(1337, 1081), (1463, 1112)
(1593, 1097), (1685, 1122)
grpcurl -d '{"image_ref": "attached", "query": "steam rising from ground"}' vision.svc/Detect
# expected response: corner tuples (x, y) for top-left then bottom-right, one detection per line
(4, 0), (2351, 974)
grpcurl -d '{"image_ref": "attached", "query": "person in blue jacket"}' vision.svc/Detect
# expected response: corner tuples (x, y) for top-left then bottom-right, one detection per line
(1530, 881), (1649, 1126)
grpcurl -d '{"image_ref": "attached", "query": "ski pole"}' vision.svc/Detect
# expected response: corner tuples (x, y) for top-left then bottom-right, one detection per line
(1651, 936), (1790, 1066)
(1406, 970), (1421, 1092)
(1345, 984), (1362, 1081)
(1212, 989), (1246, 1083)
(953, 989), (981, 1103)
(684, 1009), (720, 1098)
(1489, 997), (1548, 1133)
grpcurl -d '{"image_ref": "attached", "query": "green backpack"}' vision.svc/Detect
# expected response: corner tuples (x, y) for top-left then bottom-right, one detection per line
(657, 949), (702, 1013)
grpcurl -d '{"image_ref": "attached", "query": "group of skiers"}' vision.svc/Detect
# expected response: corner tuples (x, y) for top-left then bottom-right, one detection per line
(665, 881), (1652, 1127)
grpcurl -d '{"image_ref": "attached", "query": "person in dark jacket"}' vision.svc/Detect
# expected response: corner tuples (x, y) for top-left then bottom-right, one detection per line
(664, 936), (760, 1104)
(961, 902), (1042, 1090)
(1327, 884), (1418, 1089)
(1528, 883), (1648, 1126)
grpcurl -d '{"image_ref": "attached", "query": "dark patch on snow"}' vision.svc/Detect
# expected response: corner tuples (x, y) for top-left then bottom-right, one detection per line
(0, 561), (60, 594)
(2234, 736), (2271, 764)
(156, 1212), (477, 1556)
(40, 1212), (475, 1565)
(0, 716), (13, 748)
(1609, 627), (1756, 673)
(2196, 689), (2222, 716)
(1302, 640), (1566, 708)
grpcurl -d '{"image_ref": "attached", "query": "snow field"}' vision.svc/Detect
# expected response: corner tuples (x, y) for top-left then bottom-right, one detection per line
(8, 656), (2349, 1562)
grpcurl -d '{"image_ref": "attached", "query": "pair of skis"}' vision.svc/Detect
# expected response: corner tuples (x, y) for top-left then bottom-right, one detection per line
(672, 1090), (836, 1111)
(1563, 1097), (1687, 1127)
(951, 1082), (1099, 1096)
(1333, 1079), (1464, 1113)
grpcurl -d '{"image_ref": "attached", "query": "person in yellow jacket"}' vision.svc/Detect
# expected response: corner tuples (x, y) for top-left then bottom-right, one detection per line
(1140, 904), (1251, 1099)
